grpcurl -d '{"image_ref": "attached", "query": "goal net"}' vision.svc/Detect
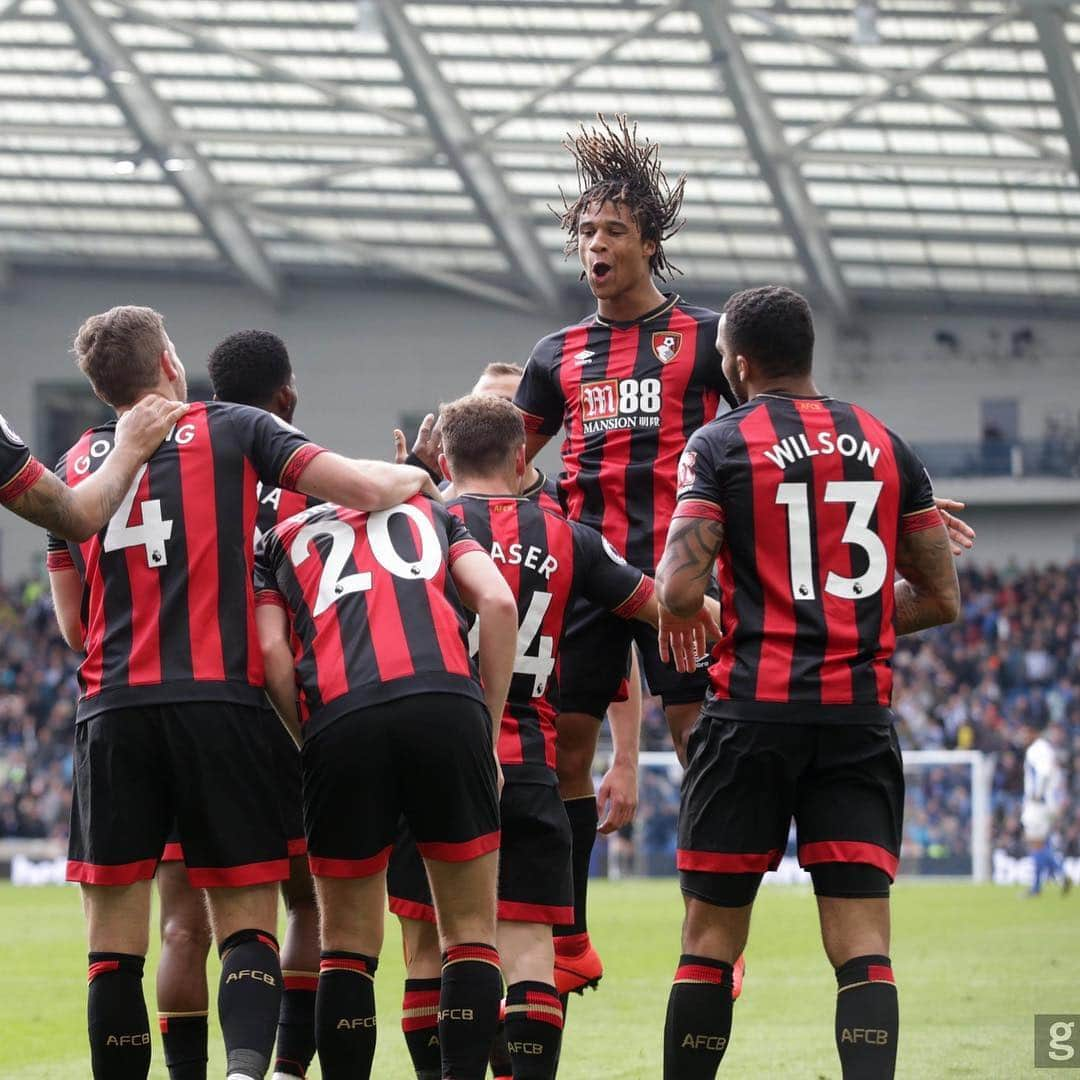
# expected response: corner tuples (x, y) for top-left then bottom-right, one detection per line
(595, 748), (993, 884)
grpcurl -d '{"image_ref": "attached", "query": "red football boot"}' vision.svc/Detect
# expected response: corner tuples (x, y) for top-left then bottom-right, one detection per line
(732, 953), (746, 1001)
(553, 932), (604, 995)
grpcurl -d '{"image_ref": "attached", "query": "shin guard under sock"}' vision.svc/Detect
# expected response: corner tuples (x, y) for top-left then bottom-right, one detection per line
(159, 1011), (208, 1080)
(663, 955), (733, 1080)
(555, 796), (598, 939)
(273, 970), (317, 1077)
(834, 955), (898, 1080)
(218, 929), (282, 1079)
(504, 981), (563, 1080)
(402, 977), (442, 1080)
(439, 943), (501, 1080)
(88, 953), (151, 1080)
(315, 952), (378, 1080)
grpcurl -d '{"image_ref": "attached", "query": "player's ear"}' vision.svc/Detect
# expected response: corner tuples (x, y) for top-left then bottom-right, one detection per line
(438, 452), (452, 483)
(160, 348), (178, 382)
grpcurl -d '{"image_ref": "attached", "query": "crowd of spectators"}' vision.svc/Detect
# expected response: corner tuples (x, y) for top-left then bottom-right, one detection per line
(2, 563), (1078, 881)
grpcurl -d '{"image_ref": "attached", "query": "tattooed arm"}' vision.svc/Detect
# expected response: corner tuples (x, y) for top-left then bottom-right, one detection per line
(656, 513), (726, 672)
(657, 513), (725, 617)
(7, 396), (187, 541)
(894, 520), (960, 636)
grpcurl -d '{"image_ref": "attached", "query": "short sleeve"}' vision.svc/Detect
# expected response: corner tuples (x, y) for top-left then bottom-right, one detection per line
(224, 402), (327, 491)
(571, 522), (653, 619)
(0, 413), (44, 505)
(672, 425), (726, 524)
(893, 434), (939, 534)
(444, 504), (485, 565)
(514, 338), (565, 437)
(253, 534), (286, 608)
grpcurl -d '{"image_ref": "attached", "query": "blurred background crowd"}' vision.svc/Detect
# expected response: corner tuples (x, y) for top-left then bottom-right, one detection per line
(3, 563), (1079, 878)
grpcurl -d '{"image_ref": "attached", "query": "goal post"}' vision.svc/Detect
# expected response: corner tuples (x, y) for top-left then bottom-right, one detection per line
(594, 748), (994, 884)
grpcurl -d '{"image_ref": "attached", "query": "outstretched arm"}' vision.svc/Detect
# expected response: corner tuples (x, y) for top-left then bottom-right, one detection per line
(294, 452), (439, 511)
(8, 396), (188, 541)
(894, 521), (961, 636)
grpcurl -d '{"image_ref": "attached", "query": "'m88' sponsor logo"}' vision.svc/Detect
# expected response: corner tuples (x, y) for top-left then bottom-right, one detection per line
(580, 378), (662, 431)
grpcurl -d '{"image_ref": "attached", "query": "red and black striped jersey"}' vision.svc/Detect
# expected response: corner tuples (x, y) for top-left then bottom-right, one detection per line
(514, 294), (736, 575)
(254, 495), (484, 733)
(674, 392), (940, 721)
(46, 401), (324, 721)
(0, 412), (44, 505)
(521, 468), (563, 516)
(254, 482), (322, 548)
(448, 494), (652, 778)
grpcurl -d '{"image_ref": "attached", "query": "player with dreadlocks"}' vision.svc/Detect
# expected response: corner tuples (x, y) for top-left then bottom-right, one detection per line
(513, 115), (742, 1003)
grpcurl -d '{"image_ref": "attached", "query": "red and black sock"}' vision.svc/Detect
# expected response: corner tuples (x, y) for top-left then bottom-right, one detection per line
(274, 970), (318, 1077)
(217, 929), (282, 1080)
(401, 977), (442, 1080)
(834, 955), (898, 1080)
(488, 996), (512, 1078)
(315, 951), (378, 1080)
(555, 796), (598, 939)
(504, 981), (564, 1080)
(662, 955), (733, 1080)
(439, 943), (502, 1080)
(87, 952), (151, 1080)
(158, 1011), (208, 1080)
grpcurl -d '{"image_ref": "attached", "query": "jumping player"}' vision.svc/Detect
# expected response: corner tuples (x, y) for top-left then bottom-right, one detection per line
(512, 115), (738, 992)
(656, 287), (961, 1079)
(153, 330), (322, 1080)
(387, 394), (717, 1080)
(254, 488), (518, 1080)
(47, 305), (436, 1080)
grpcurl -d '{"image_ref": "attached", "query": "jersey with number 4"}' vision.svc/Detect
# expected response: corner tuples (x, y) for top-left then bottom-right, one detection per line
(46, 401), (324, 721)
(254, 496), (484, 733)
(449, 494), (653, 776)
(514, 294), (736, 575)
(674, 392), (939, 721)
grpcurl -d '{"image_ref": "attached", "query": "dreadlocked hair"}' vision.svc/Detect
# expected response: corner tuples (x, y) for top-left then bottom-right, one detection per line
(557, 114), (687, 280)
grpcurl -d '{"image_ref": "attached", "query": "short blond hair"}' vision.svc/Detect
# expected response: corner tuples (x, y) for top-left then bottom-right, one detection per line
(73, 305), (168, 406)
(440, 394), (525, 476)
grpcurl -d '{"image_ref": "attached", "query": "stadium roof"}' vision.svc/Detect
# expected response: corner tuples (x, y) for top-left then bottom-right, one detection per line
(2, 0), (1079, 319)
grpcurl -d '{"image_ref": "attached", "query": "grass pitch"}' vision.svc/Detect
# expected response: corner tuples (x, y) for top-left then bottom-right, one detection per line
(1, 878), (1075, 1078)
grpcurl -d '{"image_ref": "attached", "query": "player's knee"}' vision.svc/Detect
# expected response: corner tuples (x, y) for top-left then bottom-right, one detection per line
(680, 900), (749, 964)
(161, 913), (213, 959)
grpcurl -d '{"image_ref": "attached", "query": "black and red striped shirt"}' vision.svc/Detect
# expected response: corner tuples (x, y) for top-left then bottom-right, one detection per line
(675, 393), (939, 721)
(254, 482), (322, 548)
(521, 468), (563, 516)
(0, 412), (45, 505)
(46, 401), (324, 721)
(254, 495), (484, 733)
(448, 494), (651, 778)
(514, 294), (736, 575)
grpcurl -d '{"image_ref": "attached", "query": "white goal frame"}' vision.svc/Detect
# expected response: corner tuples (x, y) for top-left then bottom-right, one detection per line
(597, 748), (994, 883)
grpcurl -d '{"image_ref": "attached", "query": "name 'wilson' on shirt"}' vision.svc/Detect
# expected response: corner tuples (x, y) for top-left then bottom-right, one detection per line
(763, 431), (881, 471)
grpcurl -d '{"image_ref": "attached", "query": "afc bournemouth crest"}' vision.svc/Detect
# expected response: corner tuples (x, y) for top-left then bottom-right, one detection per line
(651, 331), (683, 364)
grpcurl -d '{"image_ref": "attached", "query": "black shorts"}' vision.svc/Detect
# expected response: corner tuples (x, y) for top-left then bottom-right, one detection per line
(159, 708), (306, 865)
(68, 703), (289, 888)
(304, 693), (500, 878)
(389, 774), (573, 925)
(677, 716), (904, 907)
(559, 594), (711, 718)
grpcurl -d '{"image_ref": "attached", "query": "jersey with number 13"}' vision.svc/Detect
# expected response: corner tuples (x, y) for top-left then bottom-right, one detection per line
(674, 392), (940, 720)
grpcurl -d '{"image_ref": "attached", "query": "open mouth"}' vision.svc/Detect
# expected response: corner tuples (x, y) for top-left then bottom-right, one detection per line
(591, 261), (612, 283)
